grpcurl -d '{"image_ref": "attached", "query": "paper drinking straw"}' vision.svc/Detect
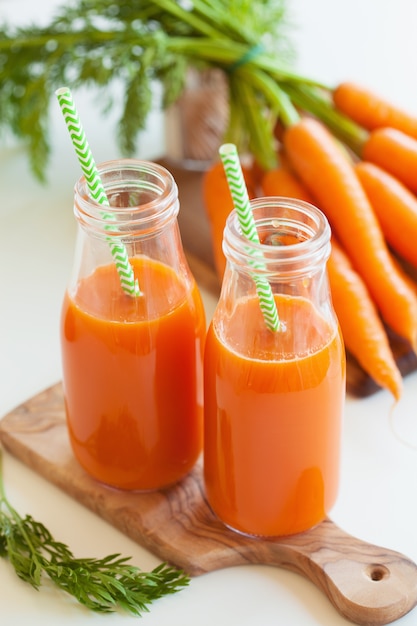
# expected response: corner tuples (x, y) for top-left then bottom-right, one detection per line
(55, 87), (140, 297)
(219, 143), (279, 332)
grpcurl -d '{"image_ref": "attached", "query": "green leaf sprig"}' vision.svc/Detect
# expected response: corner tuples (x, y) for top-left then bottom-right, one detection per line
(0, 449), (189, 614)
(0, 0), (366, 179)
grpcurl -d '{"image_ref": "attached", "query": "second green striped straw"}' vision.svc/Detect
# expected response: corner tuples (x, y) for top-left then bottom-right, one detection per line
(219, 143), (279, 332)
(55, 87), (140, 298)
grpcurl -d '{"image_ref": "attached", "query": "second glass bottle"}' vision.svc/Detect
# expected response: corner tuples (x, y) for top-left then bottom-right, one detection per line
(61, 159), (206, 491)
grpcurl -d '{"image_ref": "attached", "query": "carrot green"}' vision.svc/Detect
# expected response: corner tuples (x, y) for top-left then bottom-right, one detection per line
(0, 449), (189, 614)
(0, 0), (364, 179)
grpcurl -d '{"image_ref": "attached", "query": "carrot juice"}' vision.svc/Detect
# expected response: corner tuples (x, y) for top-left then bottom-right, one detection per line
(204, 294), (345, 537)
(61, 256), (205, 491)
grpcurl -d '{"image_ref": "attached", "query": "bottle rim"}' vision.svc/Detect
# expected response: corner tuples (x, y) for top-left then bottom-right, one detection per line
(74, 159), (179, 235)
(223, 196), (331, 276)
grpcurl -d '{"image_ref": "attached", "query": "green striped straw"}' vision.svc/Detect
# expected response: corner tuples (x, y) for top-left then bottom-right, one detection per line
(219, 143), (279, 332)
(55, 87), (140, 298)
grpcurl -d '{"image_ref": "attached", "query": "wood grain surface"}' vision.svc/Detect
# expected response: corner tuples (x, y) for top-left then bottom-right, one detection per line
(1, 383), (417, 626)
(164, 159), (417, 397)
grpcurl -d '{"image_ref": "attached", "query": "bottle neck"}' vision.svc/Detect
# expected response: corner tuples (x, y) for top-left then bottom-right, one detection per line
(223, 197), (331, 280)
(73, 159), (179, 238)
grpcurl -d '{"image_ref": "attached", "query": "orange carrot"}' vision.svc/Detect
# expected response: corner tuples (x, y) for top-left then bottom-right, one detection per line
(363, 127), (417, 195)
(202, 159), (256, 280)
(283, 116), (417, 350)
(355, 161), (417, 269)
(333, 82), (417, 139)
(391, 254), (417, 299)
(261, 162), (314, 203)
(328, 238), (403, 400)
(248, 159), (266, 191)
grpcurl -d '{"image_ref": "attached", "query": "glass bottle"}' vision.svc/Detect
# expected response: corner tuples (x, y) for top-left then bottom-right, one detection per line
(204, 197), (346, 536)
(165, 68), (229, 170)
(61, 159), (206, 491)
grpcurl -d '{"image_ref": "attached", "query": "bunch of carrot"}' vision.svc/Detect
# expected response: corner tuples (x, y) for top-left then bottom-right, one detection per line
(202, 81), (417, 401)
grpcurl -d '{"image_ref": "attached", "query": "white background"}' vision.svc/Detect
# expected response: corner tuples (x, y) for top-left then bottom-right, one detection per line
(1, 1), (417, 625)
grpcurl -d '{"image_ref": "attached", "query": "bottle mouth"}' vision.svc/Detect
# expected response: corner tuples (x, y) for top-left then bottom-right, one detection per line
(223, 197), (331, 276)
(74, 159), (179, 235)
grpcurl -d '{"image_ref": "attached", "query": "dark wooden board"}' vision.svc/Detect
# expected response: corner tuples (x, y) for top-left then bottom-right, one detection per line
(1, 383), (417, 626)
(163, 159), (417, 397)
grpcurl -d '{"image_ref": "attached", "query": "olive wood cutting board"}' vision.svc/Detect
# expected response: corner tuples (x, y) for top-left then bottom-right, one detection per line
(1, 383), (417, 626)
(165, 159), (417, 397)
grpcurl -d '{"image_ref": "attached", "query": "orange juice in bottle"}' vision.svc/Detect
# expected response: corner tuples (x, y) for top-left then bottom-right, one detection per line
(61, 160), (205, 491)
(204, 197), (345, 536)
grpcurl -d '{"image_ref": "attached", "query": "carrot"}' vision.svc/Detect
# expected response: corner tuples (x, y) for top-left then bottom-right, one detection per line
(355, 161), (417, 269)
(328, 238), (403, 400)
(248, 159), (266, 191)
(261, 161), (314, 203)
(392, 255), (417, 299)
(362, 127), (417, 195)
(333, 82), (417, 139)
(202, 159), (256, 280)
(283, 116), (417, 350)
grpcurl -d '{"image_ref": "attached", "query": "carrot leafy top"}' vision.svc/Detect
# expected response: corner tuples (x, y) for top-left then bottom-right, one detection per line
(0, 0), (365, 180)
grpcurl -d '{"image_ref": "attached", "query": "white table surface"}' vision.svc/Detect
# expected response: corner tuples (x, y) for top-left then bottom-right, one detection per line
(1, 1), (417, 624)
